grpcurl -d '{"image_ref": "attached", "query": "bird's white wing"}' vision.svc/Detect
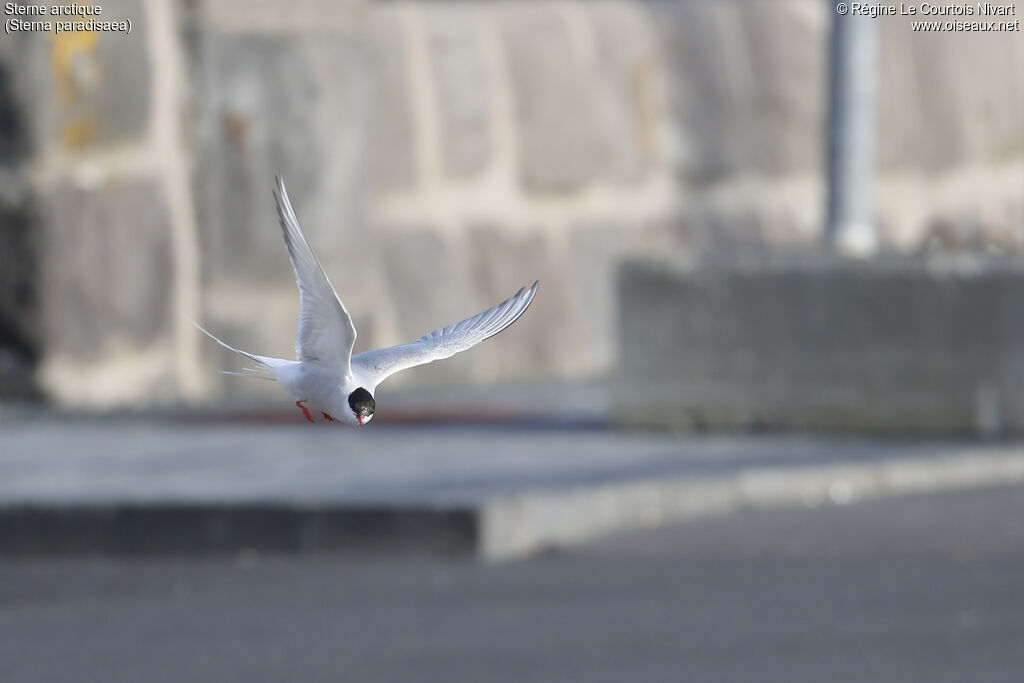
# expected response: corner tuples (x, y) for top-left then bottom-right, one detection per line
(273, 176), (356, 377)
(352, 281), (539, 387)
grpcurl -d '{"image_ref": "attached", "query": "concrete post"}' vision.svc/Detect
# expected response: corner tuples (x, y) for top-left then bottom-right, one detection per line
(825, 8), (880, 256)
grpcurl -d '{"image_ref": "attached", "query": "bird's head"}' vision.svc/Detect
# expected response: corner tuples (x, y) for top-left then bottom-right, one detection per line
(348, 387), (375, 426)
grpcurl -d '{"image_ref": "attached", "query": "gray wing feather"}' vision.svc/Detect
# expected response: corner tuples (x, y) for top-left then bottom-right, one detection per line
(352, 281), (539, 387)
(273, 176), (356, 376)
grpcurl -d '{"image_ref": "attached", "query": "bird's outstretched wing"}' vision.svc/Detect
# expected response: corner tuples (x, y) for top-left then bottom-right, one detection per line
(352, 281), (539, 388)
(273, 175), (356, 377)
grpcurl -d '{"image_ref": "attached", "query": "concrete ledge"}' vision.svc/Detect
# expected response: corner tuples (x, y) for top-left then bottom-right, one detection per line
(3, 447), (1023, 561)
(4, 417), (1024, 560)
(4, 440), (1024, 561)
(616, 255), (1024, 435)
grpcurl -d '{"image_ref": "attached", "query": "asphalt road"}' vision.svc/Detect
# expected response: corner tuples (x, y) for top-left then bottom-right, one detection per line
(2, 485), (1023, 683)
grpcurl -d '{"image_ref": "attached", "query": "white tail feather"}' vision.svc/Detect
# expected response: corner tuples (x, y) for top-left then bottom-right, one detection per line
(191, 319), (280, 381)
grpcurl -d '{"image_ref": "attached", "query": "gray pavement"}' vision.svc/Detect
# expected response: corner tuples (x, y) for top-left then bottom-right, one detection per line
(3, 406), (1024, 558)
(1, 484), (1023, 683)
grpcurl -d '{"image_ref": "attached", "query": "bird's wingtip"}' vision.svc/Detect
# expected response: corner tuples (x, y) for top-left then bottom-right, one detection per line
(273, 175), (293, 211)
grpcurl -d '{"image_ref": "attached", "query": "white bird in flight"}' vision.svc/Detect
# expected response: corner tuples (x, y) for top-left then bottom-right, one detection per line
(195, 177), (539, 426)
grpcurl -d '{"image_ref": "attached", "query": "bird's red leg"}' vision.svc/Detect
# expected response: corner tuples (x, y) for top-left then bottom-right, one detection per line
(321, 412), (335, 422)
(296, 401), (313, 423)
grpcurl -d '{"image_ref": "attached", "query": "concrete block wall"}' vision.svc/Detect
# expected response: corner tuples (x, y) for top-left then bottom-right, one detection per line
(617, 256), (1024, 436)
(0, 0), (1021, 407)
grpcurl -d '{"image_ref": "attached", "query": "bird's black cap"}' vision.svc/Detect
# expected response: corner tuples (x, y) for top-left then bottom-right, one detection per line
(348, 387), (375, 417)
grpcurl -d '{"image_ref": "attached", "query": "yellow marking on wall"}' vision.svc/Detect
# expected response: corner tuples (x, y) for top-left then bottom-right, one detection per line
(49, 28), (102, 149)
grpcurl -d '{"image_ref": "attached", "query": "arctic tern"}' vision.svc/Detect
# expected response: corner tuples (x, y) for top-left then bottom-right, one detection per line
(195, 177), (539, 426)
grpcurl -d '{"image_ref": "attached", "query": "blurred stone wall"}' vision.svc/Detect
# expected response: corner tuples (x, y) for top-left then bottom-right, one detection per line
(0, 0), (1021, 407)
(0, 0), (206, 406)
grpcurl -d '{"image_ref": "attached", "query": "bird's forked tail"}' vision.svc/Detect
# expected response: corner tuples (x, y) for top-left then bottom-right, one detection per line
(190, 320), (280, 381)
